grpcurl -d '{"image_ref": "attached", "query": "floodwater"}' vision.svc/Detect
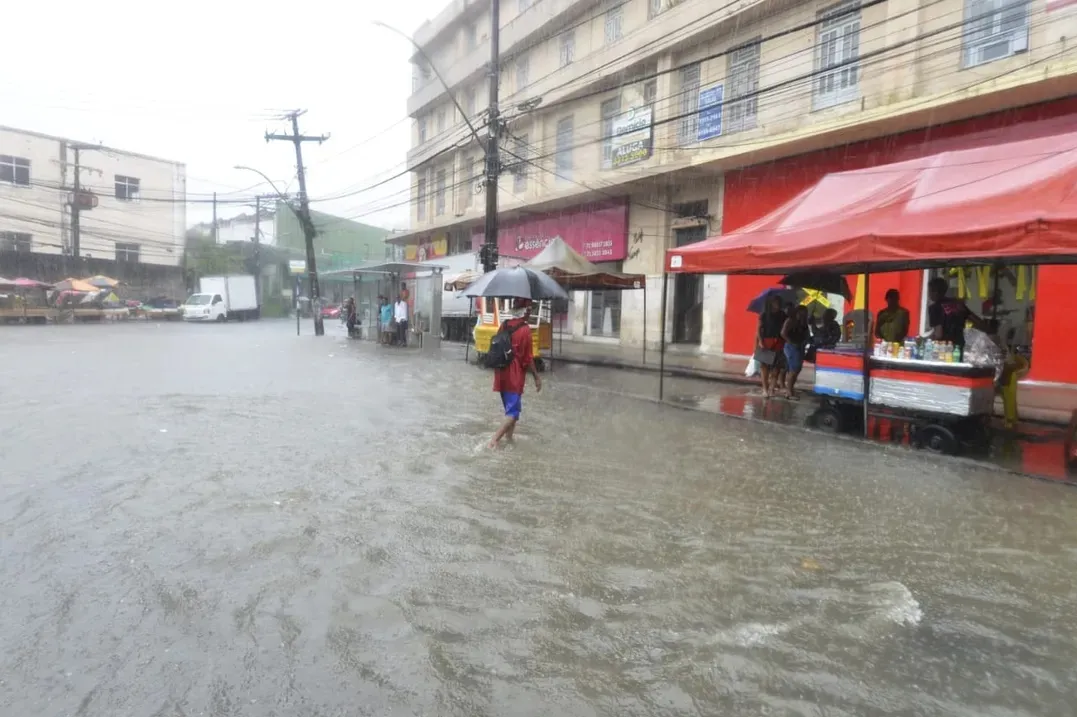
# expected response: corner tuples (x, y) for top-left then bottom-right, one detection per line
(2, 320), (1076, 716)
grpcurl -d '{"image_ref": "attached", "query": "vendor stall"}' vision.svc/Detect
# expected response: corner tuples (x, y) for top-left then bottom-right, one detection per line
(664, 125), (1077, 456)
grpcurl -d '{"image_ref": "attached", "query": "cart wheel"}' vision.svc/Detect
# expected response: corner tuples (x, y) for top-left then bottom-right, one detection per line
(917, 424), (959, 455)
(813, 406), (845, 434)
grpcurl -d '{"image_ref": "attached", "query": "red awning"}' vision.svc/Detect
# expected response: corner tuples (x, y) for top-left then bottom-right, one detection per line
(667, 126), (1077, 275)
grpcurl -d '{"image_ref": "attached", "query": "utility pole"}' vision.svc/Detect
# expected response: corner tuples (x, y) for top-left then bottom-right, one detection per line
(71, 146), (82, 259)
(480, 0), (501, 273)
(212, 192), (218, 244)
(266, 110), (330, 336)
(252, 195), (262, 302)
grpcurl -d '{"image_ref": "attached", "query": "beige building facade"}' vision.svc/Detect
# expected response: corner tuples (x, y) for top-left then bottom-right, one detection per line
(398, 0), (1077, 353)
(0, 126), (186, 267)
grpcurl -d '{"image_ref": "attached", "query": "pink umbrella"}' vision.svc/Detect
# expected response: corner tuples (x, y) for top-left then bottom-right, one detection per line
(14, 277), (52, 289)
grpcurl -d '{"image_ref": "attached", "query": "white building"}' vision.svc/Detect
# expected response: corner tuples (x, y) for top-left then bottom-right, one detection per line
(0, 125), (186, 267)
(209, 209), (277, 247)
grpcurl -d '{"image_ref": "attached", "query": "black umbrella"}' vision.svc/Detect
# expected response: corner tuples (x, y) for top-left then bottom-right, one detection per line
(780, 271), (852, 300)
(464, 267), (568, 301)
(747, 287), (801, 314)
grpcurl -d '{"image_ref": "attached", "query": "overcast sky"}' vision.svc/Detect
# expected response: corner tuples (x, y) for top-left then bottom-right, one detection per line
(3, 0), (448, 230)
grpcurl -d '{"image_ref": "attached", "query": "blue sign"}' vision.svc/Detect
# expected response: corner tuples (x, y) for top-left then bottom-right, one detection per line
(697, 83), (724, 141)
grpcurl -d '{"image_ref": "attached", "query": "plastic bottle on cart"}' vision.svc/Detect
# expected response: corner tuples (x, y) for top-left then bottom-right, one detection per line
(953, 344), (962, 363)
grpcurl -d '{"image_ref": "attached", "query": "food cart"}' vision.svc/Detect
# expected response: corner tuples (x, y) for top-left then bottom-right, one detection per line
(662, 127), (1077, 458)
(471, 296), (553, 369)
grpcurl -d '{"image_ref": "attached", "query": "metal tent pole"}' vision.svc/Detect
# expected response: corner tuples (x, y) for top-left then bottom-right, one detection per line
(862, 272), (871, 438)
(465, 298), (473, 363)
(642, 285), (648, 367)
(659, 273), (669, 401)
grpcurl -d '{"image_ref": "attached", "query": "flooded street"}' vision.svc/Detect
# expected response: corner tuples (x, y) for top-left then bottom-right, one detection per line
(2, 320), (1077, 716)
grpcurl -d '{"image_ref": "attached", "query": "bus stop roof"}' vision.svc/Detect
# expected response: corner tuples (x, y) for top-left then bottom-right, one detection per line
(321, 260), (447, 278)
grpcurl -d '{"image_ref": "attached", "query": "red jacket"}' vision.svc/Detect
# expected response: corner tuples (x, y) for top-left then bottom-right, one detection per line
(492, 318), (533, 394)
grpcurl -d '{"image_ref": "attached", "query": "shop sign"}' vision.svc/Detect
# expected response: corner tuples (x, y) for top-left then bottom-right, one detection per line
(471, 199), (628, 262)
(288, 260), (306, 275)
(404, 235), (448, 262)
(698, 83), (725, 141)
(610, 106), (653, 168)
(1047, 0), (1077, 11)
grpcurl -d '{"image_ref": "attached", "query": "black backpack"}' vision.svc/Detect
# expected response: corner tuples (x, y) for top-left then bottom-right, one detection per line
(484, 320), (529, 370)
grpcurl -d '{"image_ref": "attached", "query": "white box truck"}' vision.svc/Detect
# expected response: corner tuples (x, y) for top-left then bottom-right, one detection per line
(182, 275), (260, 322)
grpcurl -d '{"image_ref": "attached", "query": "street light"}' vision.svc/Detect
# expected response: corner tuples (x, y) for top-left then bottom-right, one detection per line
(233, 165), (288, 200)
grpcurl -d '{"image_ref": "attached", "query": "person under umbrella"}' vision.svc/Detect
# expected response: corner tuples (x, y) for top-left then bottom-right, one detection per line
(755, 294), (787, 398)
(488, 299), (542, 449)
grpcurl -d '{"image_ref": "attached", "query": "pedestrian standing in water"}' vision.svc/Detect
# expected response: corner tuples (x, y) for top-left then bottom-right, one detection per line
(781, 305), (811, 400)
(378, 296), (393, 344)
(755, 294), (787, 398)
(488, 299), (541, 449)
(393, 293), (409, 347)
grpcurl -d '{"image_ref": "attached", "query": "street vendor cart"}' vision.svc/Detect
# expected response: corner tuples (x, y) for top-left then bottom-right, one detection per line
(472, 296), (553, 369)
(661, 125), (1077, 465)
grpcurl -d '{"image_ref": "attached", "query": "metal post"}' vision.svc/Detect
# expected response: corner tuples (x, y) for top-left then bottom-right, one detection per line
(295, 275), (301, 336)
(659, 272), (669, 401)
(465, 299), (473, 363)
(642, 285), (648, 366)
(862, 272), (871, 438)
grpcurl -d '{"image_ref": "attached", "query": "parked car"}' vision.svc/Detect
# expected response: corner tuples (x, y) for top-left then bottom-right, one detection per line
(321, 304), (341, 319)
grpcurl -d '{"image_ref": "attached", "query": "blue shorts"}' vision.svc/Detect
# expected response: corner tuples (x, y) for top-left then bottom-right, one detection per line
(783, 343), (804, 373)
(500, 392), (522, 420)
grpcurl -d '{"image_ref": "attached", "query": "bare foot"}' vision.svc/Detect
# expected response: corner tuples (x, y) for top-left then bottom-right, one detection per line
(487, 440), (500, 450)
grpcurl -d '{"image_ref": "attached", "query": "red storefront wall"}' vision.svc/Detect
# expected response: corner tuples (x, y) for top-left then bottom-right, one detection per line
(721, 97), (1077, 384)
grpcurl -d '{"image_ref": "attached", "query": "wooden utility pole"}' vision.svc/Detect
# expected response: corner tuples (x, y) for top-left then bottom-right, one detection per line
(266, 110), (329, 336)
(253, 195), (261, 302)
(72, 146), (82, 259)
(480, 0), (501, 273)
(212, 192), (218, 244)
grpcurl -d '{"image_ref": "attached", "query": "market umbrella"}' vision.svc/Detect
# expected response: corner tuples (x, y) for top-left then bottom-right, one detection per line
(779, 271), (852, 300)
(747, 287), (801, 314)
(14, 277), (52, 289)
(464, 266), (568, 301)
(84, 275), (121, 289)
(52, 278), (99, 293)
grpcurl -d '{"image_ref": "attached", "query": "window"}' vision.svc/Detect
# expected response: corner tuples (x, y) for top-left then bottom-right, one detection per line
(0, 231), (32, 252)
(604, 7), (623, 45)
(114, 175), (140, 201)
(644, 79), (658, 107)
(512, 135), (529, 192)
(555, 116), (574, 180)
(726, 40), (761, 132)
(418, 116), (428, 143)
(417, 176), (427, 221)
(600, 96), (622, 169)
(435, 168), (447, 216)
(465, 23), (477, 51)
(962, 0), (1029, 68)
(0, 155), (30, 186)
(516, 53), (530, 91)
(464, 87), (476, 116)
(559, 31), (575, 67)
(813, 0), (861, 110)
(649, 0), (664, 18)
(678, 63), (701, 145)
(115, 242), (140, 262)
(590, 290), (621, 337)
(436, 108), (446, 134)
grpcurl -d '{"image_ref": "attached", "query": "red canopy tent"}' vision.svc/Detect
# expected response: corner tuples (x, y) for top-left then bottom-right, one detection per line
(658, 126), (1077, 436)
(666, 127), (1077, 276)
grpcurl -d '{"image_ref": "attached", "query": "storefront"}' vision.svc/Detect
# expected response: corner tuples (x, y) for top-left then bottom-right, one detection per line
(720, 96), (1077, 385)
(472, 198), (629, 340)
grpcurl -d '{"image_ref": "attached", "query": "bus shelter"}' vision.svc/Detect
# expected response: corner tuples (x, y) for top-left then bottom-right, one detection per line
(321, 260), (446, 349)
(662, 127), (1077, 453)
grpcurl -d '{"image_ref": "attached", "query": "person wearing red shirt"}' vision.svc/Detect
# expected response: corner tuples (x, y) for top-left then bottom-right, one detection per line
(489, 299), (542, 448)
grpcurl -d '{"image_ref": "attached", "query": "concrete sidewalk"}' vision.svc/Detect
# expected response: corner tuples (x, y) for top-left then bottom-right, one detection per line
(546, 338), (1077, 426)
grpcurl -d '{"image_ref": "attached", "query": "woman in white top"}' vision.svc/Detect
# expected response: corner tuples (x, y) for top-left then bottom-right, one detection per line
(393, 295), (409, 346)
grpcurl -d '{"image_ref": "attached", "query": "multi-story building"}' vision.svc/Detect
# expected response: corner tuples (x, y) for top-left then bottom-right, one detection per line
(0, 125), (186, 267)
(395, 0), (1077, 385)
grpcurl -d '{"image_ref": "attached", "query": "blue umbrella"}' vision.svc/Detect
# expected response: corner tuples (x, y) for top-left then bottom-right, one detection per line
(747, 287), (800, 313)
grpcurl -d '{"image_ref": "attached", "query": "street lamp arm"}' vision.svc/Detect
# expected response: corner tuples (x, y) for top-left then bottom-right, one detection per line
(233, 165), (288, 201)
(373, 20), (486, 150)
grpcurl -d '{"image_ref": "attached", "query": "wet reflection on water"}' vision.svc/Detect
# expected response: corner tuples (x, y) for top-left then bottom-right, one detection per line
(1, 322), (1076, 716)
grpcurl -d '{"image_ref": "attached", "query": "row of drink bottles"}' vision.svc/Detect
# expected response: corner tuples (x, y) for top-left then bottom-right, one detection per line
(874, 337), (962, 363)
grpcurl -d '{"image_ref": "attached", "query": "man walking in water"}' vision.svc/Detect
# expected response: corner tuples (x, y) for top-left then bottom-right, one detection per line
(489, 299), (541, 448)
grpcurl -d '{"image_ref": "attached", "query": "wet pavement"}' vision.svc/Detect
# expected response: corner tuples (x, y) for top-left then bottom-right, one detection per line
(3, 320), (1077, 716)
